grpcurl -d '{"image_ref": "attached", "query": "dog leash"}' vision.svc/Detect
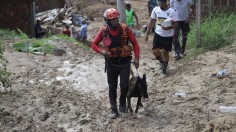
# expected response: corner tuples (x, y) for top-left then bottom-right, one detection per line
(131, 61), (139, 77)
(135, 68), (139, 77)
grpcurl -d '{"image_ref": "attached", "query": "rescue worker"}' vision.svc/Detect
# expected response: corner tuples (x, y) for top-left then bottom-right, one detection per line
(145, 0), (178, 77)
(91, 8), (140, 119)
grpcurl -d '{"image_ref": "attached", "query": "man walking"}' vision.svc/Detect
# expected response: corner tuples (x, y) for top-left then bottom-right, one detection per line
(145, 0), (178, 77)
(170, 0), (195, 59)
(91, 8), (140, 119)
(125, 2), (139, 29)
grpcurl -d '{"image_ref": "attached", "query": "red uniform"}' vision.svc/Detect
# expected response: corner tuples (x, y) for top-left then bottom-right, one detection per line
(91, 26), (140, 59)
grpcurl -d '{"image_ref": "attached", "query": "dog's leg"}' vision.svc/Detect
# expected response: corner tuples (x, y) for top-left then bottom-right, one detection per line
(135, 97), (141, 113)
(126, 97), (128, 112)
(140, 102), (143, 107)
(126, 96), (133, 113)
(126, 97), (129, 112)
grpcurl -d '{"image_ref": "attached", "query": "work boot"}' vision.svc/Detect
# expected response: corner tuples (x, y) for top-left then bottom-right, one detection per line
(110, 108), (119, 119)
(156, 57), (163, 70)
(119, 105), (126, 113)
(174, 52), (181, 60)
(161, 62), (168, 77)
(180, 50), (186, 57)
(159, 61), (163, 70)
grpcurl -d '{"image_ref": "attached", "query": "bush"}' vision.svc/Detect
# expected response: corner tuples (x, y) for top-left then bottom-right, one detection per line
(187, 12), (236, 58)
(0, 42), (11, 88)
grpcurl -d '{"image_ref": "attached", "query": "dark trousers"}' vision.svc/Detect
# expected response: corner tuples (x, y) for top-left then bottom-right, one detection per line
(173, 21), (190, 54)
(106, 60), (131, 109)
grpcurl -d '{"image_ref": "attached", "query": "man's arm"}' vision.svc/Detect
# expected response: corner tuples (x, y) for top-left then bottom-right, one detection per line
(133, 11), (139, 27)
(186, 2), (195, 23)
(145, 19), (155, 41)
(127, 27), (140, 69)
(91, 29), (104, 55)
(127, 27), (140, 59)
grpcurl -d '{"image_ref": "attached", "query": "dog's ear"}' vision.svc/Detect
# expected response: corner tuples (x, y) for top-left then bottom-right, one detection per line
(142, 74), (146, 81)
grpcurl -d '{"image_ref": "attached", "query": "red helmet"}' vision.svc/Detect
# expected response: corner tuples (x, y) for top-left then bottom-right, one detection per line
(103, 8), (120, 20)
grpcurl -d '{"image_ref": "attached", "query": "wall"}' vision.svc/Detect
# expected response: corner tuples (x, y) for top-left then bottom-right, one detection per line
(36, 0), (65, 12)
(0, 0), (35, 37)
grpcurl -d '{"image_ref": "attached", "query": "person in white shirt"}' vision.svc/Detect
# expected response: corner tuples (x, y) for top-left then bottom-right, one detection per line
(170, 0), (195, 59)
(145, 0), (178, 77)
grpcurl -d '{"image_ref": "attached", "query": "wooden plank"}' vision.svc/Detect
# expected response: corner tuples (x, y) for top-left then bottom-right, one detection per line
(196, 0), (201, 48)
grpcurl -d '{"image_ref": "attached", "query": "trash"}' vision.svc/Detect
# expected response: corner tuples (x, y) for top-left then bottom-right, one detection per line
(219, 106), (236, 113)
(52, 48), (66, 56)
(31, 47), (45, 55)
(216, 69), (229, 78)
(175, 92), (186, 97)
(62, 19), (72, 25)
(134, 30), (141, 38)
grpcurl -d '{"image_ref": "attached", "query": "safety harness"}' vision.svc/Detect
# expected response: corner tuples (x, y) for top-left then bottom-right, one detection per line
(102, 24), (133, 58)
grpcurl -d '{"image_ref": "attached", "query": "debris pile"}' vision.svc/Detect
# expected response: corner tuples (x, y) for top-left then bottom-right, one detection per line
(36, 7), (89, 28)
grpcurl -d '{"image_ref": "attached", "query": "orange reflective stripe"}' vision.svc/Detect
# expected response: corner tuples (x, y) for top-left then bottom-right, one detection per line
(121, 23), (128, 46)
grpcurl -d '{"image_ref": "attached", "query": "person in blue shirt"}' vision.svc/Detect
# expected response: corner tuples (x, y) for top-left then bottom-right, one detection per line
(148, 0), (158, 16)
(146, 0), (158, 33)
(79, 20), (88, 44)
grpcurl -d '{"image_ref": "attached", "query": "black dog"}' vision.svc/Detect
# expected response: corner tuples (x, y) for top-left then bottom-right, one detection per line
(126, 72), (148, 114)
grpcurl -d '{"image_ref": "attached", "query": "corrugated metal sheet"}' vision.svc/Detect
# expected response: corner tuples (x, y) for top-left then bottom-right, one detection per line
(0, 0), (35, 37)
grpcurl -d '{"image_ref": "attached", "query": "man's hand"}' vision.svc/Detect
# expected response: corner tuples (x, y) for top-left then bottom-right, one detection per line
(134, 58), (139, 69)
(161, 25), (172, 30)
(101, 50), (110, 57)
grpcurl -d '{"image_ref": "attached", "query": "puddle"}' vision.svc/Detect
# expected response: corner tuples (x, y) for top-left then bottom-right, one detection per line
(58, 57), (108, 97)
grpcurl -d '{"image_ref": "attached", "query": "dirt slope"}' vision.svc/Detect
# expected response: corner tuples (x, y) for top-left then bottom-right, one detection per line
(1, 0), (236, 132)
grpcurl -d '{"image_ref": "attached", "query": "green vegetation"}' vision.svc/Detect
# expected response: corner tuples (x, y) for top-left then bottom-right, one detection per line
(187, 12), (236, 58)
(48, 34), (90, 50)
(0, 42), (11, 88)
(13, 39), (56, 53)
(12, 34), (89, 53)
(0, 28), (28, 40)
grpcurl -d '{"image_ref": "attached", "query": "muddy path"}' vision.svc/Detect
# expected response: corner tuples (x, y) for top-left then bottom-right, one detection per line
(1, 31), (236, 132)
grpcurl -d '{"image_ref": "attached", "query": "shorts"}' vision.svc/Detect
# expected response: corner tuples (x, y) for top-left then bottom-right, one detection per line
(153, 33), (173, 51)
